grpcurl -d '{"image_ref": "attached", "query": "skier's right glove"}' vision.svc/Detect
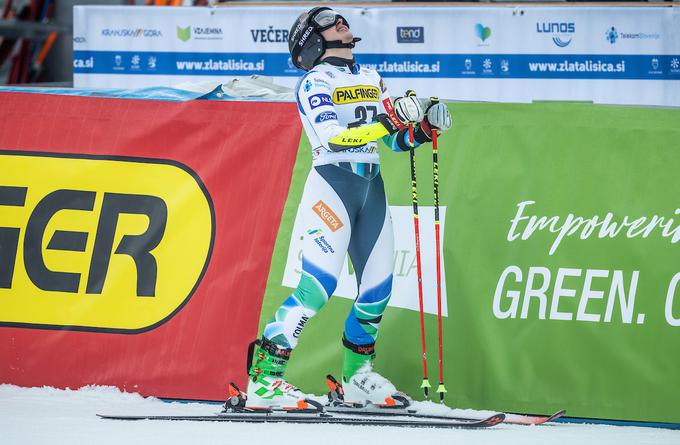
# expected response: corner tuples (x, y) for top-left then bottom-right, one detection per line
(412, 119), (434, 144)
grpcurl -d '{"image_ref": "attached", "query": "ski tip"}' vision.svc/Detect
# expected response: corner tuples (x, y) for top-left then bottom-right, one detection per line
(484, 413), (506, 427)
(97, 414), (136, 420)
(547, 409), (567, 422)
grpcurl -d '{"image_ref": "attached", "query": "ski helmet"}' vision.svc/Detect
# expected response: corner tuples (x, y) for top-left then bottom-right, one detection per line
(288, 7), (360, 71)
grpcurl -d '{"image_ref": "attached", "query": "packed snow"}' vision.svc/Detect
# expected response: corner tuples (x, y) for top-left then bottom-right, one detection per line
(1, 384), (678, 445)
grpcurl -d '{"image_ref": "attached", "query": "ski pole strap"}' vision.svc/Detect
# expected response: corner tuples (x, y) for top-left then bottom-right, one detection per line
(342, 336), (376, 356)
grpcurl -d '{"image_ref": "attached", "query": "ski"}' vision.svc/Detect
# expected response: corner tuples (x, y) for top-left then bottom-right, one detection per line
(97, 411), (505, 429)
(324, 404), (565, 426)
(325, 406), (566, 425)
(322, 374), (564, 426)
(504, 409), (566, 426)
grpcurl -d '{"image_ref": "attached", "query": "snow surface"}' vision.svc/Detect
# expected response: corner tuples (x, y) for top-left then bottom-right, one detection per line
(1, 384), (678, 445)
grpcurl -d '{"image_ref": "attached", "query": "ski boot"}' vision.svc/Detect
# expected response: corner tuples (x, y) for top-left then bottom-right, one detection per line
(245, 337), (317, 410)
(340, 337), (411, 408)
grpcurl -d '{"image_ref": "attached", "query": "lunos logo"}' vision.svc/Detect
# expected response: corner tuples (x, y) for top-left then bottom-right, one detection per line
(333, 86), (380, 104)
(0, 152), (214, 333)
(536, 22), (575, 48)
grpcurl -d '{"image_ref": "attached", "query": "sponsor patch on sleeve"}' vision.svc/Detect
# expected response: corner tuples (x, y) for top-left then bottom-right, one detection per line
(314, 78), (332, 90)
(308, 93), (333, 109)
(315, 111), (338, 123)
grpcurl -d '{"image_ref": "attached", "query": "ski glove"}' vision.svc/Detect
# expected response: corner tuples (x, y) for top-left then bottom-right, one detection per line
(426, 102), (452, 132)
(393, 95), (424, 125)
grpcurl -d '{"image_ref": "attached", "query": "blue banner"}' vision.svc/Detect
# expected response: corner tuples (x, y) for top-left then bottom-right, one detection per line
(74, 51), (680, 81)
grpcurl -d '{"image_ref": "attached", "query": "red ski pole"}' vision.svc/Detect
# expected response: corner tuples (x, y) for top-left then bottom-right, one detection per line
(431, 116), (447, 402)
(406, 91), (431, 397)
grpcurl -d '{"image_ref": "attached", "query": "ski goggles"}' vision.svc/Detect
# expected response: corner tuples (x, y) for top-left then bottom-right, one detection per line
(311, 8), (349, 31)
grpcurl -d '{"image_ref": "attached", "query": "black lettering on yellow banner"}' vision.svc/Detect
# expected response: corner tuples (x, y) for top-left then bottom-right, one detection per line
(0, 151), (214, 333)
(333, 86), (380, 104)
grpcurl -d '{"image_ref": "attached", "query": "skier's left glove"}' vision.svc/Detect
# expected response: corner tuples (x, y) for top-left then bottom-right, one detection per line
(412, 100), (452, 143)
(393, 95), (424, 125)
(426, 102), (452, 133)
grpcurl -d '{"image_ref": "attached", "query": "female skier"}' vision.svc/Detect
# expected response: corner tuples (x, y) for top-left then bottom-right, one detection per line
(246, 6), (452, 408)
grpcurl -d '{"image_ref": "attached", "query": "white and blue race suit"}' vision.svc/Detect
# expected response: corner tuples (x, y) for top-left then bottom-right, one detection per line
(263, 57), (421, 352)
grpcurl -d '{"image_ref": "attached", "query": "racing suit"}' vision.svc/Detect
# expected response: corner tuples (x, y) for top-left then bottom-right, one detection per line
(262, 57), (420, 352)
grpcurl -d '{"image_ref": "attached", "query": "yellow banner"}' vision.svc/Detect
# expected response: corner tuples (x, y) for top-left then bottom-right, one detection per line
(0, 152), (213, 332)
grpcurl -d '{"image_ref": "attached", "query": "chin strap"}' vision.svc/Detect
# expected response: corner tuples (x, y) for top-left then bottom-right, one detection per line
(325, 37), (361, 49)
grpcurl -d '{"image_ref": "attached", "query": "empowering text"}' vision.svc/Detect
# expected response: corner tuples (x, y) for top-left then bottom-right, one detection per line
(508, 200), (680, 255)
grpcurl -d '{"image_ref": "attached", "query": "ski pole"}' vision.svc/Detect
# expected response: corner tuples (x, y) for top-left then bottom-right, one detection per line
(430, 99), (447, 402)
(406, 90), (430, 398)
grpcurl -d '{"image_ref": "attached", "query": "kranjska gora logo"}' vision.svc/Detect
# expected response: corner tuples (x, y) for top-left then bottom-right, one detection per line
(101, 28), (162, 38)
(0, 152), (214, 333)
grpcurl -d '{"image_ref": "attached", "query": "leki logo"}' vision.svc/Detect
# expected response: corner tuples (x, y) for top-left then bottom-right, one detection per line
(312, 200), (343, 232)
(0, 151), (214, 333)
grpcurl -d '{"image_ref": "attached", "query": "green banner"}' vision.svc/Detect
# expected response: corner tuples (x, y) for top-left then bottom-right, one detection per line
(260, 102), (680, 424)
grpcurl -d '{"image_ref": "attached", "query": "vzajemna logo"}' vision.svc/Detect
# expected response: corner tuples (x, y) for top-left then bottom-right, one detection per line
(0, 152), (214, 333)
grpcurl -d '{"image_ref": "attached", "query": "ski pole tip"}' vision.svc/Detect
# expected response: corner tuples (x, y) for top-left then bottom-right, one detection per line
(421, 378), (432, 398)
(436, 383), (448, 402)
